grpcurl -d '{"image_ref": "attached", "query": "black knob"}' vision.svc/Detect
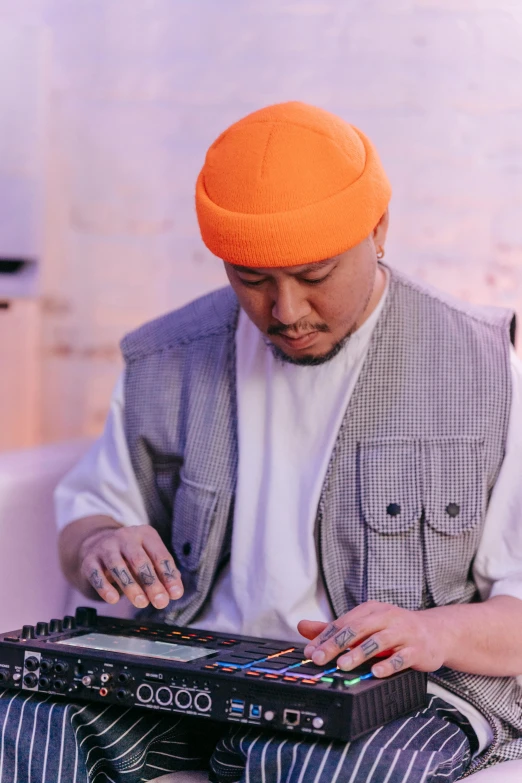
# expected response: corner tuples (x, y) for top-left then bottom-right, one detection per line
(25, 656), (40, 672)
(49, 619), (63, 633)
(75, 607), (97, 626)
(22, 625), (35, 639)
(62, 616), (76, 630)
(36, 622), (49, 636)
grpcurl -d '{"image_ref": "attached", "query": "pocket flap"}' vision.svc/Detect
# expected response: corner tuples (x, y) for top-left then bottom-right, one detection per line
(359, 440), (422, 533)
(423, 438), (486, 535)
(172, 473), (218, 571)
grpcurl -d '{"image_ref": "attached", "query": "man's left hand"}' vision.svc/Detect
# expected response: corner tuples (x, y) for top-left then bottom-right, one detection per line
(298, 601), (445, 678)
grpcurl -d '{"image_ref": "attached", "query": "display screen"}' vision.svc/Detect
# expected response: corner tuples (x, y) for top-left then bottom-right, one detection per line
(57, 632), (217, 662)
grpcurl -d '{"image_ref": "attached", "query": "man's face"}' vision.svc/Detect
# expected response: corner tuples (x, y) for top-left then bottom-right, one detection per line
(224, 233), (387, 366)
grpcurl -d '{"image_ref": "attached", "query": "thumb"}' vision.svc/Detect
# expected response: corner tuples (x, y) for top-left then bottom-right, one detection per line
(297, 619), (329, 641)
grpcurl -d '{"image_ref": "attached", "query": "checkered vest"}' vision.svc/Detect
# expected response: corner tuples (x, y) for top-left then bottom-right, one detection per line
(121, 266), (522, 772)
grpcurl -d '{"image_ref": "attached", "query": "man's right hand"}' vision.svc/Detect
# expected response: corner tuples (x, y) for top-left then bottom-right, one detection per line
(76, 523), (184, 610)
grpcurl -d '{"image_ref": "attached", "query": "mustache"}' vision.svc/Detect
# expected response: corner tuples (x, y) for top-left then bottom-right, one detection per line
(267, 322), (331, 336)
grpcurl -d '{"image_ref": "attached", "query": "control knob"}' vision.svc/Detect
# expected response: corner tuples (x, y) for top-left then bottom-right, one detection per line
(49, 619), (63, 633)
(36, 622), (49, 637)
(21, 625), (35, 639)
(62, 616), (76, 630)
(75, 607), (97, 626)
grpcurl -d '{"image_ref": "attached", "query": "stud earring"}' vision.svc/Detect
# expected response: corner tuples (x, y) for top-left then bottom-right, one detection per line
(376, 247), (385, 260)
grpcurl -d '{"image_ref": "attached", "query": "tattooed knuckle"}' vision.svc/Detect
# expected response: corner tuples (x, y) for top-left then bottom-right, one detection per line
(137, 563), (156, 587)
(334, 625), (357, 649)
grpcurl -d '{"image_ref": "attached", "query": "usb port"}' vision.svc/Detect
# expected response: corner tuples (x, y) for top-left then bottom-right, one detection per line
(249, 704), (262, 719)
(230, 699), (245, 715)
(283, 709), (300, 726)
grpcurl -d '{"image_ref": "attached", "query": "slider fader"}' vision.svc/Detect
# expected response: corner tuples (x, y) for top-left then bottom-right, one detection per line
(0, 608), (427, 742)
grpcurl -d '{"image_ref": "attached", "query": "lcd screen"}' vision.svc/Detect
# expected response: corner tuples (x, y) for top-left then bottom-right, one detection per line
(57, 632), (217, 662)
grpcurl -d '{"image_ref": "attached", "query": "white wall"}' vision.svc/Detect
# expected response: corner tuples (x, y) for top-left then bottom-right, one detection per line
(0, 0), (521, 443)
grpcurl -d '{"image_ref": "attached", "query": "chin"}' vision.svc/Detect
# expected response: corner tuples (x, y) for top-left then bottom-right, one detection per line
(270, 337), (348, 367)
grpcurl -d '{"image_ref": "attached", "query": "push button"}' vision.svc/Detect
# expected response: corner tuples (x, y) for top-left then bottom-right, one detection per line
(386, 503), (401, 517)
(446, 503), (460, 517)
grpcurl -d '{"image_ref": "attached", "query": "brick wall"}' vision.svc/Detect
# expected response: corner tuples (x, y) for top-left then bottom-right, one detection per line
(1, 0), (522, 441)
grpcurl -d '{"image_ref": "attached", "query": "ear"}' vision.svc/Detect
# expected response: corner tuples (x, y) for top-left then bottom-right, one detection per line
(372, 209), (390, 252)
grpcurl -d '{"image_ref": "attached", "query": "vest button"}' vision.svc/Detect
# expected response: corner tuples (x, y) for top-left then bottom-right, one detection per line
(446, 503), (460, 517)
(386, 503), (401, 517)
(182, 541), (192, 556)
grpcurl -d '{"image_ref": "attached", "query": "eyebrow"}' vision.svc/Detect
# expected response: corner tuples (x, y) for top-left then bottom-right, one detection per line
(232, 258), (337, 275)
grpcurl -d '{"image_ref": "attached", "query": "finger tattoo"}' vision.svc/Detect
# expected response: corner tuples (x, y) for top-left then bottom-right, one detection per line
(318, 624), (340, 644)
(361, 638), (379, 657)
(138, 563), (156, 587)
(334, 627), (357, 649)
(390, 655), (404, 671)
(111, 567), (134, 586)
(89, 569), (104, 590)
(161, 559), (179, 582)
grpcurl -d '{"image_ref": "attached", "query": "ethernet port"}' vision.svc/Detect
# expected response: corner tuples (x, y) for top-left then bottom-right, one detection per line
(283, 709), (300, 726)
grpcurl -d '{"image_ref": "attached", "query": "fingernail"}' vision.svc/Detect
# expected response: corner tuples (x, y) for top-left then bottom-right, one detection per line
(169, 585), (183, 599)
(304, 645), (315, 658)
(153, 592), (169, 606)
(313, 650), (326, 665)
(134, 595), (148, 608)
(373, 665), (384, 677)
(107, 591), (119, 604)
(338, 655), (353, 670)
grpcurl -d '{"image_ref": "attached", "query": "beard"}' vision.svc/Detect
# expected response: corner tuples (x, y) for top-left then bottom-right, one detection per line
(264, 327), (354, 366)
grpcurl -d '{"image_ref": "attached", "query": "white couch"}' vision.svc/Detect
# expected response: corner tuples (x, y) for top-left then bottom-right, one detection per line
(0, 440), (520, 782)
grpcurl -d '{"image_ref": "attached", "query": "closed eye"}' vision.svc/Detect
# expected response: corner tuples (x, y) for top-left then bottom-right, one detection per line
(300, 273), (332, 285)
(238, 277), (266, 287)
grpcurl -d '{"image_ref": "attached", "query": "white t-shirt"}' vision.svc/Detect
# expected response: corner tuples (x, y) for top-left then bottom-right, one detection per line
(55, 278), (522, 755)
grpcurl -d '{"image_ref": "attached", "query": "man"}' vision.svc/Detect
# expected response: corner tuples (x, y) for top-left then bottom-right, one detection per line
(3, 102), (522, 782)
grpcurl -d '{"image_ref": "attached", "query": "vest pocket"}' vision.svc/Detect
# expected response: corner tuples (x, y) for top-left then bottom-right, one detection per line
(423, 438), (486, 535)
(358, 439), (424, 610)
(172, 474), (218, 572)
(359, 439), (422, 533)
(422, 438), (486, 606)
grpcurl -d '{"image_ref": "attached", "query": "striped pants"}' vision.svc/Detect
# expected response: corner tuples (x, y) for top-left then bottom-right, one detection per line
(0, 690), (474, 783)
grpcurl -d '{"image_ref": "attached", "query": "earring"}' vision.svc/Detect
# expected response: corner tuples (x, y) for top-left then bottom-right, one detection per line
(376, 247), (385, 260)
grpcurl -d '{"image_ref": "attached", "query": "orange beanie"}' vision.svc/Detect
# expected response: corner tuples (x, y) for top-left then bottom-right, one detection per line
(195, 101), (391, 267)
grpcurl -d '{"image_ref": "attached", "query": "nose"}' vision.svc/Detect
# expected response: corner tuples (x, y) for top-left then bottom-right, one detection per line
(271, 281), (312, 326)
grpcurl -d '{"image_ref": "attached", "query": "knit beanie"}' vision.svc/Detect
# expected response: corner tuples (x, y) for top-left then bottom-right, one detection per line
(195, 101), (391, 267)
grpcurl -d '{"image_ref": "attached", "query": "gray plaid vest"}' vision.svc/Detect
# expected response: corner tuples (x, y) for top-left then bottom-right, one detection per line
(121, 266), (522, 773)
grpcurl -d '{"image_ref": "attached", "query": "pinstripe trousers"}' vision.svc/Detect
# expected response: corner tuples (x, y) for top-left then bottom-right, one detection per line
(0, 691), (473, 783)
